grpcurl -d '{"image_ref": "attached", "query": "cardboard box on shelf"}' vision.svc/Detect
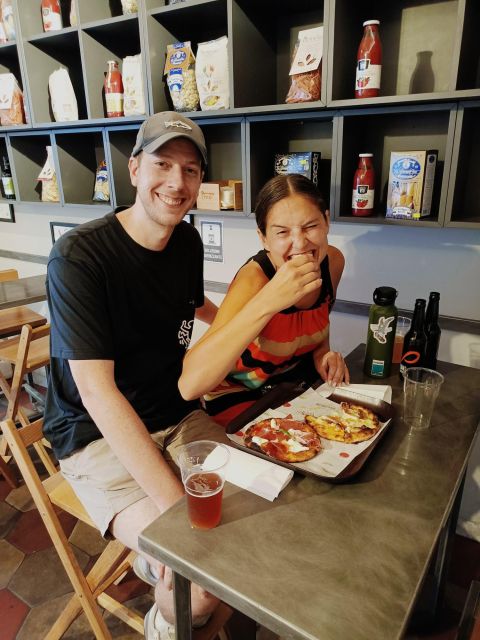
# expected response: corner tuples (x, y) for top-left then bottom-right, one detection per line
(386, 150), (438, 220)
(274, 152), (321, 186)
(196, 180), (243, 211)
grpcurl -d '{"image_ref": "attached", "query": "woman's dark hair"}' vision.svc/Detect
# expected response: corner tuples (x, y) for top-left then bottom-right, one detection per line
(254, 174), (327, 235)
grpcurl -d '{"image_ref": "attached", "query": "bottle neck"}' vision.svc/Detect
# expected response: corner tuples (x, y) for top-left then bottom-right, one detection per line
(411, 303), (426, 330)
(426, 299), (439, 325)
(358, 157), (373, 170)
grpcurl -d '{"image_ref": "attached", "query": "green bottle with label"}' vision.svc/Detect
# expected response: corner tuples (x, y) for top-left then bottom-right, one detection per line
(364, 286), (398, 378)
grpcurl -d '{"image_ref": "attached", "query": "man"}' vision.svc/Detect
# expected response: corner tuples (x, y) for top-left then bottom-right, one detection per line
(43, 111), (226, 639)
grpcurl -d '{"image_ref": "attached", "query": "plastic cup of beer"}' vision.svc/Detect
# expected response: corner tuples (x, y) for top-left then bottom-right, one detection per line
(402, 367), (444, 431)
(178, 440), (230, 530)
(392, 316), (412, 364)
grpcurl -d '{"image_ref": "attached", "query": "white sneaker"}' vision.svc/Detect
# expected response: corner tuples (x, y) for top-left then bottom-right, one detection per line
(144, 603), (176, 640)
(133, 555), (158, 587)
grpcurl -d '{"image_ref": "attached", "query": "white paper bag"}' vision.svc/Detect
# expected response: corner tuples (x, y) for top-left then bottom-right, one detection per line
(49, 68), (78, 122)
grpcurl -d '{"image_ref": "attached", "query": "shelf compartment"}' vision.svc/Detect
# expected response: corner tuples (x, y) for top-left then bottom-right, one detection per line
(105, 124), (139, 208)
(145, 0), (228, 114)
(80, 18), (144, 120)
(8, 131), (60, 204)
(445, 102), (480, 227)
(22, 32), (87, 124)
(17, 0), (74, 38)
(0, 42), (30, 129)
(335, 104), (456, 226)
(54, 128), (110, 206)
(193, 115), (245, 213)
(76, 0), (138, 24)
(246, 111), (334, 215)
(329, 0), (462, 104)
(232, 0), (326, 109)
(456, 0), (480, 91)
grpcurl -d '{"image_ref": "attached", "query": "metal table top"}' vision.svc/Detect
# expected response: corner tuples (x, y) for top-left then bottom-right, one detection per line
(140, 345), (480, 640)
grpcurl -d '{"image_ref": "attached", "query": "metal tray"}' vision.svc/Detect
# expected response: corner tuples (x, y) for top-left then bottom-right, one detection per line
(226, 382), (395, 482)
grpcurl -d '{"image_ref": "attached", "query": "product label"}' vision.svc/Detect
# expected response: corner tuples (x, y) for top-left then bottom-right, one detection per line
(369, 315), (395, 344)
(370, 359), (385, 376)
(356, 59), (381, 90)
(2, 176), (14, 196)
(105, 93), (123, 114)
(42, 8), (62, 31)
(352, 185), (374, 210)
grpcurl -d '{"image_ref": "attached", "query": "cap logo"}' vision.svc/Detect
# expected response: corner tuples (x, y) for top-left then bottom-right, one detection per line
(164, 120), (192, 131)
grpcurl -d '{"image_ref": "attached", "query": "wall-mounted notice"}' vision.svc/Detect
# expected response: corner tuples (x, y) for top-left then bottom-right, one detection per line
(201, 220), (223, 263)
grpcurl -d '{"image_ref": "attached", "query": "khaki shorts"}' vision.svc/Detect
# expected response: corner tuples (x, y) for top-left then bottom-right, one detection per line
(59, 409), (229, 537)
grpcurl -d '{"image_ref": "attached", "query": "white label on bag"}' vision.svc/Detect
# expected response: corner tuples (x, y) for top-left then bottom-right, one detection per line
(355, 59), (381, 91)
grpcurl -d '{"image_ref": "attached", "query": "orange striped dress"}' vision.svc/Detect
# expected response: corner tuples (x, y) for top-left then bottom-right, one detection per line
(204, 250), (335, 427)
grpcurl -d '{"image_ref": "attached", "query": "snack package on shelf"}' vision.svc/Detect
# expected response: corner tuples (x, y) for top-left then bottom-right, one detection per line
(386, 150), (438, 220)
(164, 41), (199, 112)
(121, 0), (138, 14)
(123, 54), (146, 116)
(285, 26), (323, 103)
(37, 146), (60, 202)
(49, 68), (79, 121)
(92, 159), (110, 202)
(195, 35), (230, 110)
(0, 73), (25, 125)
(69, 1), (77, 26)
(274, 152), (321, 187)
(1, 0), (15, 41)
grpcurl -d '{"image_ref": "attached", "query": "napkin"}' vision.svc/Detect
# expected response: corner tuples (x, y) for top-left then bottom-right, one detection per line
(207, 444), (294, 502)
(316, 382), (392, 404)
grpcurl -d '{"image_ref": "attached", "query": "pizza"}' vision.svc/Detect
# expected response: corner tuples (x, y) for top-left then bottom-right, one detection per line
(244, 418), (322, 463)
(305, 402), (381, 444)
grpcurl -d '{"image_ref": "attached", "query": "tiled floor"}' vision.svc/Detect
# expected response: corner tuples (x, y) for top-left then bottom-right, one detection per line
(0, 393), (479, 638)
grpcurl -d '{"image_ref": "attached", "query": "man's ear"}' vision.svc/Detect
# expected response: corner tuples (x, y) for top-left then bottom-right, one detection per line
(257, 227), (269, 252)
(128, 155), (139, 187)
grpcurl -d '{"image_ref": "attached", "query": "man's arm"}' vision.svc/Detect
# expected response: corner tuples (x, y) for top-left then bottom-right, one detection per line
(195, 296), (218, 325)
(69, 359), (184, 514)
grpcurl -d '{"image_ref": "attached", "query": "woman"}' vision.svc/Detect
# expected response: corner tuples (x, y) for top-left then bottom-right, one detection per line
(179, 174), (349, 426)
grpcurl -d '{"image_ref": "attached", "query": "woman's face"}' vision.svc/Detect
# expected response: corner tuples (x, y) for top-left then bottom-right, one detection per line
(259, 194), (329, 270)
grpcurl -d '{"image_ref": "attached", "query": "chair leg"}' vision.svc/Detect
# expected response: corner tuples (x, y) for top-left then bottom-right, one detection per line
(0, 454), (18, 488)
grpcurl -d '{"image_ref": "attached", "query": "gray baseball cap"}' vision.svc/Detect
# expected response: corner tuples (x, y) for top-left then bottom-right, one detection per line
(131, 111), (207, 165)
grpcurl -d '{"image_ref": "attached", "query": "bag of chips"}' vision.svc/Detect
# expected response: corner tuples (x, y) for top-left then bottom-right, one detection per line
(123, 54), (146, 116)
(92, 160), (110, 202)
(285, 27), (323, 104)
(38, 146), (60, 202)
(164, 41), (199, 112)
(0, 73), (25, 125)
(195, 36), (229, 110)
(49, 68), (78, 121)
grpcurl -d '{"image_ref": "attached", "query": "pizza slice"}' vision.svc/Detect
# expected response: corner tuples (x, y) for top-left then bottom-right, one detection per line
(305, 402), (381, 444)
(244, 418), (321, 463)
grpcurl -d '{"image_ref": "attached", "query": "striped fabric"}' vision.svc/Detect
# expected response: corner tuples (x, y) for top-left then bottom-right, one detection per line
(204, 250), (334, 426)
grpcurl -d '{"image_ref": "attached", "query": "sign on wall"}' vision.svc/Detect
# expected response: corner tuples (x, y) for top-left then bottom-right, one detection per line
(201, 220), (223, 263)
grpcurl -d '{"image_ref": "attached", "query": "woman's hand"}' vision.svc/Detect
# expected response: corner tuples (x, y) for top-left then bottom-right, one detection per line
(262, 254), (321, 314)
(316, 350), (350, 386)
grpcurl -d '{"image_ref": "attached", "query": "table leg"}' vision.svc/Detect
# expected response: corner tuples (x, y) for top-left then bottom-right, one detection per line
(173, 571), (192, 640)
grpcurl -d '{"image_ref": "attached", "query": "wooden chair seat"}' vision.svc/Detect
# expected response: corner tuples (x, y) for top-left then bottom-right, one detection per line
(0, 332), (49, 368)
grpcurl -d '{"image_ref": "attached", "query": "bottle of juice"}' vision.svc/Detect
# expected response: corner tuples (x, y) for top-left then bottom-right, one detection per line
(41, 0), (63, 32)
(352, 153), (375, 216)
(104, 60), (124, 118)
(355, 20), (382, 98)
(364, 286), (398, 378)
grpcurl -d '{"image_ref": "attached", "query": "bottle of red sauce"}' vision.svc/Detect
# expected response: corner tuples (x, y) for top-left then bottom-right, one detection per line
(355, 20), (382, 98)
(104, 60), (124, 118)
(352, 153), (375, 216)
(41, 0), (63, 32)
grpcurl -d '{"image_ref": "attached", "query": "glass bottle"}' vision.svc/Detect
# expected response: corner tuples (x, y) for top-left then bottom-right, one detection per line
(400, 299), (427, 379)
(352, 153), (375, 216)
(41, 0), (63, 32)
(355, 20), (382, 98)
(424, 292), (441, 370)
(104, 60), (124, 118)
(1, 155), (15, 199)
(364, 286), (398, 378)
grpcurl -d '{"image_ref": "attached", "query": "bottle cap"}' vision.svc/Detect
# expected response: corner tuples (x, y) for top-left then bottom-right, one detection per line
(359, 153), (373, 157)
(429, 291), (440, 299)
(373, 286), (397, 305)
(363, 20), (380, 26)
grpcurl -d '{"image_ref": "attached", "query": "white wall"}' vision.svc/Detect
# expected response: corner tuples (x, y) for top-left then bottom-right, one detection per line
(2, 204), (480, 540)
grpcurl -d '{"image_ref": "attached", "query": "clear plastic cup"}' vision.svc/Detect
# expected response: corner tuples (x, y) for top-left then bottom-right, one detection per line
(402, 367), (444, 431)
(178, 441), (229, 529)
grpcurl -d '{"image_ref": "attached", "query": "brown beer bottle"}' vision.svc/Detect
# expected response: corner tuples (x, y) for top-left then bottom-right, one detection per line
(400, 298), (427, 379)
(424, 292), (441, 370)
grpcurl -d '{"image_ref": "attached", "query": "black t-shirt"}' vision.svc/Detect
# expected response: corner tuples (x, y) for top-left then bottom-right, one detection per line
(43, 211), (204, 460)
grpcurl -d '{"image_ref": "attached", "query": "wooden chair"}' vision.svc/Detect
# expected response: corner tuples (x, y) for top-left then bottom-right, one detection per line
(0, 324), (53, 487)
(0, 268), (19, 282)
